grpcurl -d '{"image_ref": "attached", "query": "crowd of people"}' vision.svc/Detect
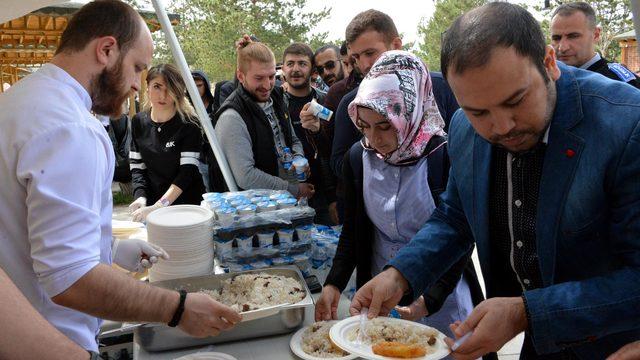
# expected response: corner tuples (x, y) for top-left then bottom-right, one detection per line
(0, 0), (639, 359)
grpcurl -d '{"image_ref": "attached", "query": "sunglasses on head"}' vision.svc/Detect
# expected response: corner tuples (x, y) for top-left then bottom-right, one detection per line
(316, 60), (337, 74)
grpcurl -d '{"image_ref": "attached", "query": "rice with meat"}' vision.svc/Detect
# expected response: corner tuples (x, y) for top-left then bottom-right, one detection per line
(301, 321), (349, 358)
(200, 273), (305, 312)
(348, 318), (438, 349)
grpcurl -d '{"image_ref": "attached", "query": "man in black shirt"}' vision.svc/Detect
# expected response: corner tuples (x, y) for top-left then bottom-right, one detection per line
(550, 2), (640, 88)
(282, 43), (338, 224)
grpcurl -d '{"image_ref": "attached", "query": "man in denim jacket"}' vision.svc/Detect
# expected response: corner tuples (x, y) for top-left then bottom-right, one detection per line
(349, 3), (640, 359)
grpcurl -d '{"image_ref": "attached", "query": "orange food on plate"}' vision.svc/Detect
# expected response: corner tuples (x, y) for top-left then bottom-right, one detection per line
(372, 341), (427, 358)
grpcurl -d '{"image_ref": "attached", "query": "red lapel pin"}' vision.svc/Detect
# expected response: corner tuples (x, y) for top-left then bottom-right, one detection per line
(565, 149), (575, 158)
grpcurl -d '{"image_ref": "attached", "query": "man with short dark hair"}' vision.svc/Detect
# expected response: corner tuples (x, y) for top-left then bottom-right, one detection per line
(282, 43), (338, 224)
(313, 44), (344, 87)
(323, 44), (362, 115)
(330, 9), (459, 179)
(550, 2), (640, 88)
(350, 3), (640, 358)
(0, 0), (240, 354)
(339, 41), (353, 79)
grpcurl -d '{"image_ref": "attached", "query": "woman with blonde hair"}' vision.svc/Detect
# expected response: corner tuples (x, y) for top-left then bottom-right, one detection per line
(128, 63), (205, 221)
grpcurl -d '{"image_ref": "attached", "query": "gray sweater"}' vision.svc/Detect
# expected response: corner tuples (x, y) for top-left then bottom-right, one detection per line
(215, 100), (303, 196)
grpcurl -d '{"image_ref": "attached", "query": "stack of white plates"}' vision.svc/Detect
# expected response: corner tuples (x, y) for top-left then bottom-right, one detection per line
(146, 205), (214, 282)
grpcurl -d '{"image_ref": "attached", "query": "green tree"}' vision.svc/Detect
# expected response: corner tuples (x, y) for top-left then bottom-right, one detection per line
(170, 0), (330, 81)
(534, 0), (633, 61)
(415, 0), (486, 72)
(123, 0), (330, 80)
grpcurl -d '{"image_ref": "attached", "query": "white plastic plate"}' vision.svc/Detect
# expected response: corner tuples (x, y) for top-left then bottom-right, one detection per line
(289, 322), (358, 360)
(329, 316), (450, 360)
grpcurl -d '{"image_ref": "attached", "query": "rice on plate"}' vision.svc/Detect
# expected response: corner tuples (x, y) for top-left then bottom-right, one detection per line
(301, 321), (349, 358)
(200, 273), (305, 312)
(346, 318), (439, 358)
(348, 318), (438, 348)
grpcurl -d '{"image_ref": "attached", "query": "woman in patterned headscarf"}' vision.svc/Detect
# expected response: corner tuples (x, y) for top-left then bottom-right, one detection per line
(316, 51), (486, 340)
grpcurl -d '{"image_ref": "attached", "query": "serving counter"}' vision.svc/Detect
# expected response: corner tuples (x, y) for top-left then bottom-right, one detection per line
(133, 294), (353, 360)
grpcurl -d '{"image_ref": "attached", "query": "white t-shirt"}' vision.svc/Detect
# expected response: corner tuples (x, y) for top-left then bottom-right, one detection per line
(0, 63), (114, 351)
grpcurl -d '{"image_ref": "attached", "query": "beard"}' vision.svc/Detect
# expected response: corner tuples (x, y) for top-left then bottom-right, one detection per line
(322, 74), (336, 86)
(90, 59), (130, 117)
(289, 75), (310, 90)
(489, 80), (557, 153)
(245, 83), (273, 102)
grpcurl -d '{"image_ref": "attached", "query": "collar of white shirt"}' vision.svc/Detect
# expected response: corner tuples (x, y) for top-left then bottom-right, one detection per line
(580, 53), (602, 70)
(40, 63), (92, 111)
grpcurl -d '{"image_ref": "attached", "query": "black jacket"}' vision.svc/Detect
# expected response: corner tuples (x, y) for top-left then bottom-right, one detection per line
(324, 138), (486, 316)
(106, 114), (132, 183)
(586, 57), (640, 89)
(191, 70), (215, 114)
(210, 85), (293, 192)
(130, 111), (205, 205)
(284, 88), (337, 205)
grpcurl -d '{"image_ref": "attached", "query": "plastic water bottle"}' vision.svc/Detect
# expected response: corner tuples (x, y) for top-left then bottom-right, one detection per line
(292, 156), (309, 182)
(282, 147), (293, 170)
(311, 241), (328, 269)
(308, 99), (333, 121)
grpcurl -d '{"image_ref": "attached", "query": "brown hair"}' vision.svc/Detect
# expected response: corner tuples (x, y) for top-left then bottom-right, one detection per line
(236, 36), (275, 73)
(283, 43), (314, 65)
(345, 9), (399, 45)
(56, 0), (143, 56)
(144, 64), (198, 123)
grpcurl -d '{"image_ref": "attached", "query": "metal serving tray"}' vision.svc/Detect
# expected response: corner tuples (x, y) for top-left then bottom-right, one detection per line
(135, 266), (314, 352)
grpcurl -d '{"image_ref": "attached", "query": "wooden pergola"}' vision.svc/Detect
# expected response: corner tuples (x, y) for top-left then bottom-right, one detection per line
(0, 1), (179, 107)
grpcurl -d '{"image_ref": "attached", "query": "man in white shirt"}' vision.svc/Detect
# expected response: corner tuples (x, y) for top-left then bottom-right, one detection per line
(0, 267), (88, 360)
(0, 0), (240, 354)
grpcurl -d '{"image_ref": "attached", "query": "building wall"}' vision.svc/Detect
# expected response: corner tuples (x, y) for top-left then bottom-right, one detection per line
(620, 39), (639, 74)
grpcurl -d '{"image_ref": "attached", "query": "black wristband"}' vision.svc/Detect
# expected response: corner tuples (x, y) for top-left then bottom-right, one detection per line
(168, 290), (188, 327)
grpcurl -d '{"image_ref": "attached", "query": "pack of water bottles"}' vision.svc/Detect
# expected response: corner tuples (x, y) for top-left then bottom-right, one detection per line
(203, 189), (316, 275)
(215, 224), (315, 276)
(201, 189), (315, 230)
(308, 225), (341, 281)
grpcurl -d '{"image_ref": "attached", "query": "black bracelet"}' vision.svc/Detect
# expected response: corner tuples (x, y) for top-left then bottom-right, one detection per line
(168, 290), (188, 327)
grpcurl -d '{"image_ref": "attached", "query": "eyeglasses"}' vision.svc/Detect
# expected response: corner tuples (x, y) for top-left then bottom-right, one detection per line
(316, 60), (337, 74)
